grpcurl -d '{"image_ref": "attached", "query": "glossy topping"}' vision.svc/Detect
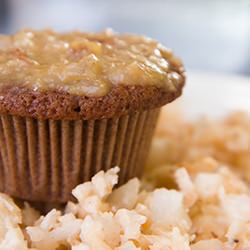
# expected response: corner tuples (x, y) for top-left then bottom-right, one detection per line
(0, 29), (184, 96)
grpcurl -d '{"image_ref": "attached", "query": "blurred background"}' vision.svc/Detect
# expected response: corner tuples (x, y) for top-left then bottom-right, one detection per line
(0, 0), (249, 76)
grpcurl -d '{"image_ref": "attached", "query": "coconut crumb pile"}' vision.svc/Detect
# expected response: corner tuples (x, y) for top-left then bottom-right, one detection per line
(0, 106), (250, 250)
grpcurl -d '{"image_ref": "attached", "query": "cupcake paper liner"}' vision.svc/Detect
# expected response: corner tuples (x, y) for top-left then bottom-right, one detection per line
(0, 109), (159, 202)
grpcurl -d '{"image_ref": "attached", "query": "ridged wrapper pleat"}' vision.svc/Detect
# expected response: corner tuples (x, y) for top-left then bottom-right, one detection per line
(0, 109), (159, 202)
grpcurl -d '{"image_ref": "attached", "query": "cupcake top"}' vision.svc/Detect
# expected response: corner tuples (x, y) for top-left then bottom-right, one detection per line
(0, 29), (185, 120)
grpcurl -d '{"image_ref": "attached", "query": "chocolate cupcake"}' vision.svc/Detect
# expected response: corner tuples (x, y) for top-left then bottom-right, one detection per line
(0, 29), (185, 202)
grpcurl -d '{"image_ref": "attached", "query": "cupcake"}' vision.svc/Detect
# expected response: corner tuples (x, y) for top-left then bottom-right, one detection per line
(0, 29), (185, 202)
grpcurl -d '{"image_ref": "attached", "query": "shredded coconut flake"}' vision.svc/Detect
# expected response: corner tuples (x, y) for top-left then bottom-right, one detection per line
(0, 108), (249, 249)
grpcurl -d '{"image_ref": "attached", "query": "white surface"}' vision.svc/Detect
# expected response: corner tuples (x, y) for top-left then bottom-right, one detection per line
(178, 72), (250, 118)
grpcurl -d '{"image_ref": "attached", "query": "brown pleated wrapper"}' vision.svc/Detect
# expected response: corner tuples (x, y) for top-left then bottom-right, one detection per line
(0, 108), (159, 203)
